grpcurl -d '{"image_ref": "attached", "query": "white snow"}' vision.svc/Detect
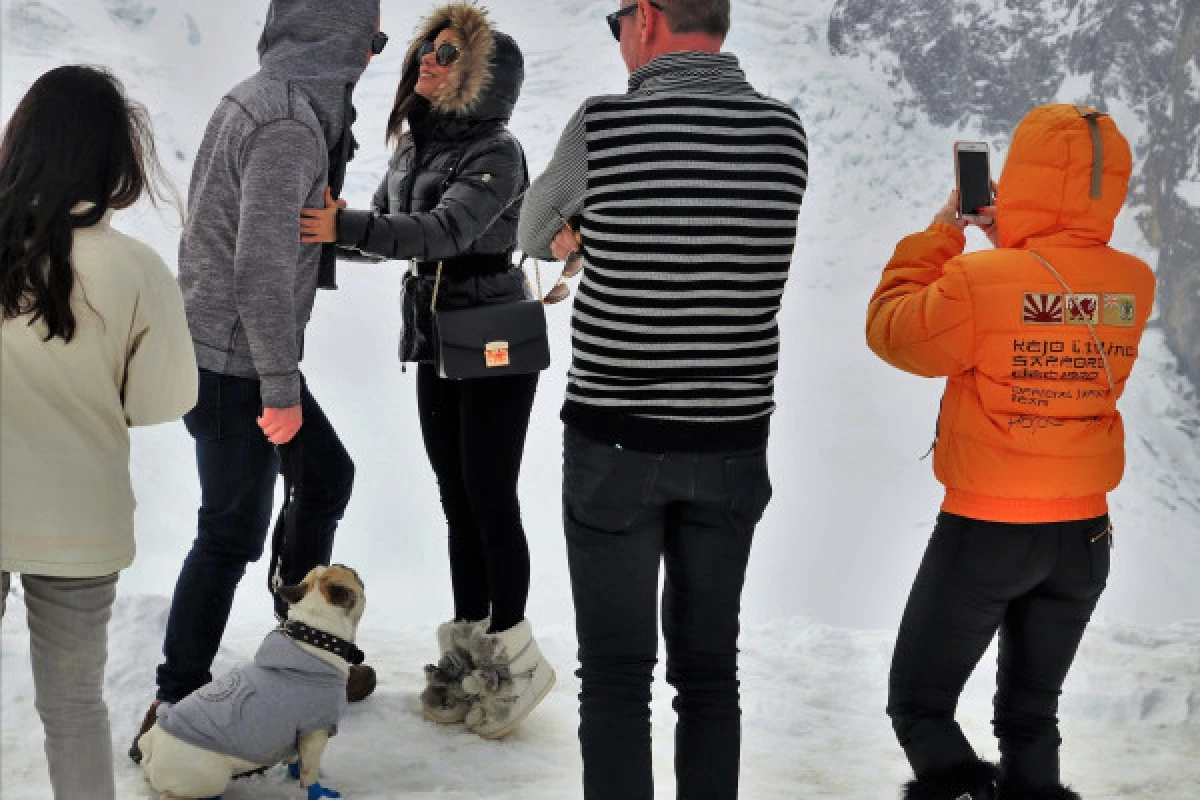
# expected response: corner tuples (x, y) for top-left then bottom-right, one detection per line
(1055, 72), (1093, 105)
(1175, 180), (1200, 208)
(3, 0), (1199, 797)
(3, 592), (1199, 799)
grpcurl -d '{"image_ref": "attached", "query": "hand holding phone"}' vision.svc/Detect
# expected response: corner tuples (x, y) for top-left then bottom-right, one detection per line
(954, 141), (994, 226)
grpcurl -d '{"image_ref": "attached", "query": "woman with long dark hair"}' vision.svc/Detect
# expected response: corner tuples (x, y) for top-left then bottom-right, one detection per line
(0, 65), (197, 798)
(300, 2), (555, 739)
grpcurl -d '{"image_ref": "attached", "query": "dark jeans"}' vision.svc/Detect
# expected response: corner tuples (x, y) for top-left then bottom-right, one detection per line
(156, 369), (354, 703)
(887, 512), (1112, 791)
(416, 364), (538, 633)
(563, 426), (772, 800)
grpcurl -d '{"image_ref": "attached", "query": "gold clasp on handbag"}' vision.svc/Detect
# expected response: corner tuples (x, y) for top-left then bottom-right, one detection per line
(485, 341), (510, 368)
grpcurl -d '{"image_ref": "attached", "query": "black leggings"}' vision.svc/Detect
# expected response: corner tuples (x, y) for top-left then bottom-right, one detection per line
(416, 364), (538, 633)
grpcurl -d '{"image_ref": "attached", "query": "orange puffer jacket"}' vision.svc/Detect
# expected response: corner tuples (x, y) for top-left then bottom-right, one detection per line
(866, 104), (1156, 523)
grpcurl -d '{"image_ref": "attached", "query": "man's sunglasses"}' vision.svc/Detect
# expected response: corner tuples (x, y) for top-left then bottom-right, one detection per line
(417, 40), (462, 67)
(370, 31), (389, 56)
(521, 254), (576, 305)
(606, 0), (665, 42)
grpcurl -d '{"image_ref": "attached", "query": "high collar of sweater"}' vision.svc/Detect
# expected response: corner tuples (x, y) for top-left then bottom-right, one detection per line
(627, 51), (746, 93)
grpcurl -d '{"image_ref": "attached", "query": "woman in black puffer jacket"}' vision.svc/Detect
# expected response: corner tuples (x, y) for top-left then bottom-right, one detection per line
(300, 2), (554, 739)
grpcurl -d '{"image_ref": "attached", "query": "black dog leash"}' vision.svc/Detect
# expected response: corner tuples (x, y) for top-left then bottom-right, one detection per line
(267, 437), (303, 621)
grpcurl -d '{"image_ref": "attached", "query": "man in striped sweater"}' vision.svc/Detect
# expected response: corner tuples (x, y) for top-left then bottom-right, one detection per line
(518, 1), (808, 797)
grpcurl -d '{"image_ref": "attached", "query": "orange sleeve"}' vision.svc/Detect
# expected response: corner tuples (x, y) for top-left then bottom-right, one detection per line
(866, 222), (975, 378)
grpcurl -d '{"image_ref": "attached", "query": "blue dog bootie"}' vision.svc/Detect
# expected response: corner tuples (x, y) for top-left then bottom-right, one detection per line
(287, 761), (341, 799)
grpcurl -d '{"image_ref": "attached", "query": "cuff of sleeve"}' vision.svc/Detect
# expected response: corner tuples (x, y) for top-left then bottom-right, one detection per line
(928, 221), (968, 248)
(337, 209), (373, 249)
(259, 371), (302, 408)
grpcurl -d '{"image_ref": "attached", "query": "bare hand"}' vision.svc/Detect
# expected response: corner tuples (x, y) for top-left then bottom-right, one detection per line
(550, 224), (582, 263)
(977, 181), (1000, 246)
(300, 188), (347, 244)
(933, 190), (968, 230)
(976, 206), (999, 247)
(259, 404), (303, 445)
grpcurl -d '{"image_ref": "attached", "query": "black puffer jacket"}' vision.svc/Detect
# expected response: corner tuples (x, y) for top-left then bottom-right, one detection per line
(337, 6), (529, 314)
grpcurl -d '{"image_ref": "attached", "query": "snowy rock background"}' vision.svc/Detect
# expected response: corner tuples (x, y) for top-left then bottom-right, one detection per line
(2, 0), (1198, 797)
(829, 0), (1200, 407)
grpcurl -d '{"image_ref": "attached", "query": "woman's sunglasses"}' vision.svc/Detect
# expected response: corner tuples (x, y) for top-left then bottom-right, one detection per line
(370, 31), (389, 56)
(606, 0), (665, 42)
(417, 40), (462, 67)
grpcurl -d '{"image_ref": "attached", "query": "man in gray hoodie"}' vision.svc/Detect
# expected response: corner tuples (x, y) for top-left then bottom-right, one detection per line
(131, 0), (384, 760)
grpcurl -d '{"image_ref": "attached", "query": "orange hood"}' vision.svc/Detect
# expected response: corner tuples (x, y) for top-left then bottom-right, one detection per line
(995, 104), (1133, 249)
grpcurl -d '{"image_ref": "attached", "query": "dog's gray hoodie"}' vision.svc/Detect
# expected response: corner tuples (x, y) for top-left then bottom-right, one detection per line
(157, 631), (346, 766)
(177, 0), (379, 407)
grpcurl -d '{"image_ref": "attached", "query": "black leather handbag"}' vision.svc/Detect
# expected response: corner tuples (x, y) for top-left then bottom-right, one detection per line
(431, 260), (551, 379)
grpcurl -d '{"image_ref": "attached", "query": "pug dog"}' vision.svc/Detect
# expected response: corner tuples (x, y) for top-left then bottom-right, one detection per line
(137, 565), (366, 800)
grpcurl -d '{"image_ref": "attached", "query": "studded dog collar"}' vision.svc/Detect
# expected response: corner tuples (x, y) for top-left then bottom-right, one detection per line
(282, 620), (365, 666)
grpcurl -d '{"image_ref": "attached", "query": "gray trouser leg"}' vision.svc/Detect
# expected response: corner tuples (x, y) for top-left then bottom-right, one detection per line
(21, 572), (119, 800)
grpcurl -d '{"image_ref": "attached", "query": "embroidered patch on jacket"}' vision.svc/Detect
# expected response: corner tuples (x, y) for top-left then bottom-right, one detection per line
(1102, 293), (1136, 327)
(1023, 293), (1063, 324)
(196, 670), (242, 702)
(1065, 294), (1100, 325)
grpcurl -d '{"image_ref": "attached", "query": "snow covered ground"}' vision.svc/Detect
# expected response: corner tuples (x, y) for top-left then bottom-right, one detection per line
(3, 592), (1199, 799)
(2, 0), (1198, 797)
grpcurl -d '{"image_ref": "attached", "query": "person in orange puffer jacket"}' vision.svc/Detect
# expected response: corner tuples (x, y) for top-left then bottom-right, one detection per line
(867, 104), (1156, 800)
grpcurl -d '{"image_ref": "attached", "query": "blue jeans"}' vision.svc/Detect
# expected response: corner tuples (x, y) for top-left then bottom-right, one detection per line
(563, 427), (772, 800)
(156, 369), (354, 703)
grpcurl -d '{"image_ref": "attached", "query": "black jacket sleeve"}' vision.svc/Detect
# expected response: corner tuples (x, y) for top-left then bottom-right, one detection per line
(336, 134), (525, 261)
(334, 173), (393, 263)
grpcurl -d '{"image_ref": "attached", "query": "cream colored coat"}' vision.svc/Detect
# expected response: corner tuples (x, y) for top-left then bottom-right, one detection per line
(1, 210), (197, 577)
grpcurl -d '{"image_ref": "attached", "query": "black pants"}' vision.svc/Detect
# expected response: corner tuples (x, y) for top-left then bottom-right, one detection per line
(157, 369), (354, 703)
(563, 426), (772, 800)
(416, 364), (538, 633)
(887, 512), (1112, 791)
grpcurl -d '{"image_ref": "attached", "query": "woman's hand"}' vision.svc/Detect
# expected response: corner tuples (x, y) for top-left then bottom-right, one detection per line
(977, 181), (1000, 247)
(300, 188), (347, 244)
(932, 190), (968, 231)
(934, 183), (1000, 246)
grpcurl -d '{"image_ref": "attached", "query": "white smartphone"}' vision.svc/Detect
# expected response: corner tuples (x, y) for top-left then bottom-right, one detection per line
(954, 141), (994, 225)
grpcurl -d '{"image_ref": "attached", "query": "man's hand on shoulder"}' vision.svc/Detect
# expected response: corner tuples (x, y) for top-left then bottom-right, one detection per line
(259, 404), (303, 444)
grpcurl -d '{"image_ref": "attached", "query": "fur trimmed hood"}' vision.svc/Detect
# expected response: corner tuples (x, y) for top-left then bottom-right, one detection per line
(402, 2), (523, 120)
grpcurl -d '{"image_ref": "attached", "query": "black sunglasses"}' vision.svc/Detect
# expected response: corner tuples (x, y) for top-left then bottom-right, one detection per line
(417, 39), (462, 67)
(606, 1), (665, 42)
(370, 31), (389, 56)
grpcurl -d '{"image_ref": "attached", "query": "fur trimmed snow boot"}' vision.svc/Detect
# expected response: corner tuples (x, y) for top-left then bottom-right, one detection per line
(903, 760), (999, 800)
(420, 618), (489, 724)
(997, 784), (1081, 800)
(461, 619), (555, 739)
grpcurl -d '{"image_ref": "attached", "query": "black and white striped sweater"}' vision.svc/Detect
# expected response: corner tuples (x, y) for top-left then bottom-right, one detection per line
(518, 52), (808, 452)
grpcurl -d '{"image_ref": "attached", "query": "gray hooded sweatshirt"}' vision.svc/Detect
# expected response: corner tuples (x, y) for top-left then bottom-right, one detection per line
(157, 631), (347, 766)
(177, 0), (379, 407)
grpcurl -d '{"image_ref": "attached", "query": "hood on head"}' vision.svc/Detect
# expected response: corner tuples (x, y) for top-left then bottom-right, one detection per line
(257, 0), (381, 140)
(403, 2), (524, 120)
(995, 103), (1132, 249)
